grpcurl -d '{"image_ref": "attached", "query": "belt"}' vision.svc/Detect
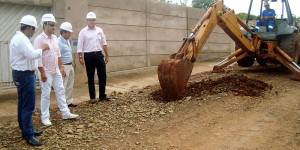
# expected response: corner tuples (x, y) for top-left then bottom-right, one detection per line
(63, 62), (72, 65)
(84, 51), (101, 54)
(13, 70), (34, 73)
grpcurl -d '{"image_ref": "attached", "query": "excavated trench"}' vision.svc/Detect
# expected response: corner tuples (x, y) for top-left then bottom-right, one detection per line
(150, 74), (273, 102)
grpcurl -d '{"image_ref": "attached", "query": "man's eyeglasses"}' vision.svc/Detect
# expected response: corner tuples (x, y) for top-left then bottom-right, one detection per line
(49, 24), (55, 27)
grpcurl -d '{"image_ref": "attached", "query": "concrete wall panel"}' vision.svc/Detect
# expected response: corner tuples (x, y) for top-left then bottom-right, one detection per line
(0, 0), (234, 86)
(147, 27), (187, 41)
(149, 54), (170, 66)
(108, 41), (147, 56)
(88, 0), (146, 12)
(65, 0), (88, 39)
(89, 6), (146, 26)
(0, 0), (52, 6)
(197, 52), (230, 62)
(99, 24), (146, 41)
(201, 43), (231, 53)
(107, 56), (147, 72)
(207, 33), (231, 43)
(188, 19), (225, 33)
(53, 0), (64, 19)
(188, 7), (206, 19)
(147, 0), (186, 17)
(187, 18), (198, 31)
(147, 14), (186, 29)
(147, 41), (182, 55)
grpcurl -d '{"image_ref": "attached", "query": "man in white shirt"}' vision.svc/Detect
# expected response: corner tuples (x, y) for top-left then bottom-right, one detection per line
(10, 15), (49, 146)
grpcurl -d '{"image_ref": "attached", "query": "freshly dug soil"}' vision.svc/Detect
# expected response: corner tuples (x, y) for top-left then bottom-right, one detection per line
(150, 74), (272, 102)
(0, 64), (299, 149)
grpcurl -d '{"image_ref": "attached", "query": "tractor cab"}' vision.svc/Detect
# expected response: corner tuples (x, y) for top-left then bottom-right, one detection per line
(245, 0), (297, 40)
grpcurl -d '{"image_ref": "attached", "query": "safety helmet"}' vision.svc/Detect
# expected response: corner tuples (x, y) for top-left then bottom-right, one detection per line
(86, 12), (96, 19)
(60, 22), (73, 32)
(41, 13), (56, 25)
(20, 15), (38, 28)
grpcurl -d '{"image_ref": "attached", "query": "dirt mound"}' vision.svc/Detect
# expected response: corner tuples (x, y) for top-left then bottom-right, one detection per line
(150, 74), (272, 101)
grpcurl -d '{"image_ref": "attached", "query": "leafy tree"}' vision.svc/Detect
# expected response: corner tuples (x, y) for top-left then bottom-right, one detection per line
(155, 0), (173, 3)
(178, 0), (189, 6)
(237, 12), (247, 20)
(154, 0), (189, 6)
(192, 0), (230, 10)
(237, 12), (258, 20)
(192, 0), (214, 10)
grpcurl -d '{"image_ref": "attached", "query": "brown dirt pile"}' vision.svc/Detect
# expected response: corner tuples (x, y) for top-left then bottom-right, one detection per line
(150, 74), (272, 101)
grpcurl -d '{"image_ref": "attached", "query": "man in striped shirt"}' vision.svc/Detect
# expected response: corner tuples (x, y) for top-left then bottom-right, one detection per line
(34, 14), (78, 127)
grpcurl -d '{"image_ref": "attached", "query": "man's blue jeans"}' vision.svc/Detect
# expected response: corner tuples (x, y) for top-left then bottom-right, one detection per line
(12, 70), (36, 140)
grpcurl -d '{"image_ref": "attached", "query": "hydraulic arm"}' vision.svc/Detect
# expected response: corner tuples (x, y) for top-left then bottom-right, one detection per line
(157, 0), (300, 99)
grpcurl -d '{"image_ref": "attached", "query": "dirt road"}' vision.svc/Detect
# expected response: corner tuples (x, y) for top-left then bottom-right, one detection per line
(0, 59), (299, 149)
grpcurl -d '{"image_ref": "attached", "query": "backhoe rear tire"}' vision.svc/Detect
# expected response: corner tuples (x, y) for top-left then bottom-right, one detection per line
(237, 57), (255, 67)
(256, 58), (267, 66)
(235, 45), (255, 67)
(279, 33), (299, 64)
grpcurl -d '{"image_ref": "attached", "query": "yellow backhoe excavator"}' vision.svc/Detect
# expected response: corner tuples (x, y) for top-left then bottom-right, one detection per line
(157, 0), (300, 99)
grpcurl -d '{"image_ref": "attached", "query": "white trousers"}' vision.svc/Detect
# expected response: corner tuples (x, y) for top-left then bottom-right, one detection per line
(62, 65), (74, 105)
(40, 72), (70, 120)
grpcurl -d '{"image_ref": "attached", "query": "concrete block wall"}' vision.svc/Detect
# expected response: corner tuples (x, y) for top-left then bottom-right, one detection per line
(1, 0), (233, 85)
(0, 0), (52, 6)
(85, 0), (232, 73)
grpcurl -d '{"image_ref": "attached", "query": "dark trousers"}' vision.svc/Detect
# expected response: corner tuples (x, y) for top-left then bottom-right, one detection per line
(84, 51), (107, 99)
(12, 70), (36, 140)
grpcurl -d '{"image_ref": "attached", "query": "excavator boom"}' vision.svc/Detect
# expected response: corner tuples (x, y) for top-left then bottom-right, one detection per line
(157, 0), (300, 99)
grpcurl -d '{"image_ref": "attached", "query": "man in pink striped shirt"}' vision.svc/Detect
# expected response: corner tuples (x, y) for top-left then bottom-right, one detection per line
(34, 14), (78, 126)
(77, 12), (110, 104)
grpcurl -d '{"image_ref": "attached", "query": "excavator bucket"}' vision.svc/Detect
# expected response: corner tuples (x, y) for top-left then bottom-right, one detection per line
(157, 58), (194, 99)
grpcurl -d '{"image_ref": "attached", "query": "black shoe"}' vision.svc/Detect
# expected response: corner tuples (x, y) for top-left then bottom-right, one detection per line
(33, 130), (43, 136)
(68, 103), (78, 107)
(26, 137), (42, 146)
(99, 96), (111, 101)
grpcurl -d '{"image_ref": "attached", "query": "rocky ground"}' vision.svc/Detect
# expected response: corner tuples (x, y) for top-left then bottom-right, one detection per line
(0, 62), (299, 149)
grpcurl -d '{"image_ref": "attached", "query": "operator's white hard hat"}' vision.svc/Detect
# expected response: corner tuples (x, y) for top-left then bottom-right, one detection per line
(60, 22), (73, 32)
(20, 15), (38, 28)
(86, 12), (96, 19)
(264, 2), (270, 6)
(41, 13), (57, 25)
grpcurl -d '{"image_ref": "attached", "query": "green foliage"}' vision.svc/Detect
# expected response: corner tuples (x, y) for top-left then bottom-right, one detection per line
(153, 0), (189, 6)
(155, 0), (173, 3)
(192, 0), (214, 10)
(178, 0), (189, 6)
(237, 12), (259, 20)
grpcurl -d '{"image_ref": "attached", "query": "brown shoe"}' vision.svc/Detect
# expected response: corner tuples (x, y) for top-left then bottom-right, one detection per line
(90, 99), (96, 104)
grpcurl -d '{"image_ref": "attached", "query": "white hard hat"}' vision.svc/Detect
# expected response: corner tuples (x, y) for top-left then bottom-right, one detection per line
(86, 12), (96, 19)
(41, 13), (56, 25)
(20, 15), (38, 28)
(60, 22), (73, 32)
